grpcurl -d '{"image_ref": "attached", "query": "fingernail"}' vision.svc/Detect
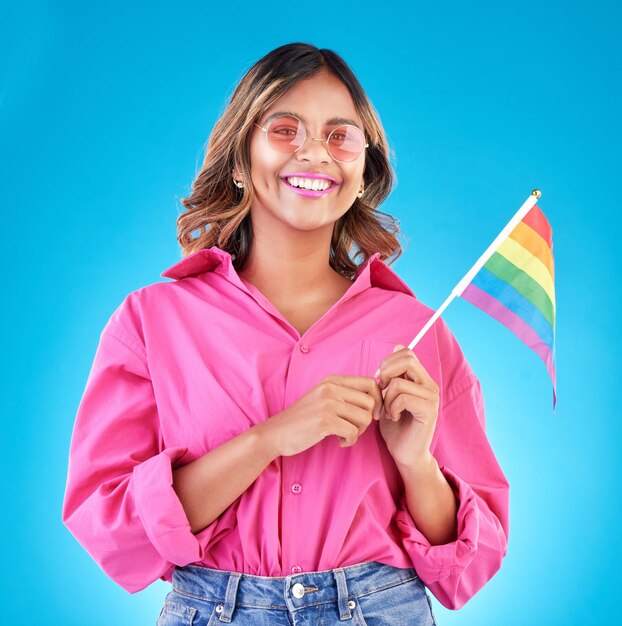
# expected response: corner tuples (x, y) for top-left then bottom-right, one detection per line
(374, 368), (381, 378)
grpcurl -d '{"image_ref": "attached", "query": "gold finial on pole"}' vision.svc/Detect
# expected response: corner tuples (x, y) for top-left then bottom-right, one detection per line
(532, 189), (542, 198)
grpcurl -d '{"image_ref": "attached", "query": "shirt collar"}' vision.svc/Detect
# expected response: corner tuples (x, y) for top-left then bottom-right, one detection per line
(161, 245), (416, 299)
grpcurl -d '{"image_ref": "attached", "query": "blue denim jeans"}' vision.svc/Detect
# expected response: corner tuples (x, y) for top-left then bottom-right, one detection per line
(156, 560), (437, 625)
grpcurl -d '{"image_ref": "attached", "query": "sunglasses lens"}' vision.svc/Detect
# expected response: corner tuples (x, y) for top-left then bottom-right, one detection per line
(264, 115), (366, 162)
(327, 125), (367, 162)
(266, 116), (306, 152)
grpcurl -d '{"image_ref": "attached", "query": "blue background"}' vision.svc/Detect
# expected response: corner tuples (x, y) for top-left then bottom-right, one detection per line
(2, 1), (619, 624)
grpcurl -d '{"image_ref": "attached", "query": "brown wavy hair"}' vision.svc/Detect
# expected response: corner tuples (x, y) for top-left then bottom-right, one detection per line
(176, 42), (404, 279)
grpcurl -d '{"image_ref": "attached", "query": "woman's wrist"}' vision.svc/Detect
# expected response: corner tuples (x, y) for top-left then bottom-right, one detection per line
(252, 419), (281, 462)
(395, 451), (437, 479)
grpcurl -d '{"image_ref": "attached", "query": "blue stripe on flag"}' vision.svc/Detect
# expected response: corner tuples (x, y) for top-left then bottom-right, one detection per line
(471, 267), (554, 350)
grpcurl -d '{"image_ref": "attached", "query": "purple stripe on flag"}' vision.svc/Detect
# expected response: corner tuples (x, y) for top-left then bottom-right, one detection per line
(462, 282), (556, 397)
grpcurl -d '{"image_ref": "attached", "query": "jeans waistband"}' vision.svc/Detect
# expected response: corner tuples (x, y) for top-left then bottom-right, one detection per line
(172, 561), (420, 619)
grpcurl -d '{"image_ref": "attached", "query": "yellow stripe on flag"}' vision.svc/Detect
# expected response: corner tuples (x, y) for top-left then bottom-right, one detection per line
(509, 221), (555, 279)
(496, 236), (556, 312)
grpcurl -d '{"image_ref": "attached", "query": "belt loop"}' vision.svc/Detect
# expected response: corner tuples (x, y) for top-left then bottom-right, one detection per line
(333, 568), (353, 620)
(219, 572), (241, 622)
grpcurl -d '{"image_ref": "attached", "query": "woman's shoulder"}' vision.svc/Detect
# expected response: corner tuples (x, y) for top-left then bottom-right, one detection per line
(102, 275), (220, 341)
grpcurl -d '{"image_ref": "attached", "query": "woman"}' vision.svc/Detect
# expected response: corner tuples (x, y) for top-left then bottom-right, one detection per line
(62, 42), (509, 624)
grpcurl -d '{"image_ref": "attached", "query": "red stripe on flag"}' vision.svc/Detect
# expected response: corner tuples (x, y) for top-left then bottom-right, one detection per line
(522, 204), (552, 247)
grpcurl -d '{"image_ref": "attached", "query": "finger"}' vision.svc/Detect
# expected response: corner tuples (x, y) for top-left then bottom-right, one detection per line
(384, 385), (436, 422)
(383, 378), (438, 408)
(321, 384), (378, 438)
(375, 350), (434, 387)
(383, 379), (437, 419)
(384, 393), (407, 422)
(326, 374), (385, 391)
(385, 393), (431, 422)
(333, 394), (374, 428)
(325, 374), (383, 420)
(366, 376), (384, 420)
(335, 418), (361, 447)
(330, 396), (380, 446)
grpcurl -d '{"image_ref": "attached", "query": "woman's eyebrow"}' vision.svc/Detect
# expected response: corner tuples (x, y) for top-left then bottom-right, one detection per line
(262, 111), (362, 129)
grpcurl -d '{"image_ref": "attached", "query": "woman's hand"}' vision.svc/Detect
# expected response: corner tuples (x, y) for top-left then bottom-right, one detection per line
(262, 375), (384, 458)
(374, 344), (440, 468)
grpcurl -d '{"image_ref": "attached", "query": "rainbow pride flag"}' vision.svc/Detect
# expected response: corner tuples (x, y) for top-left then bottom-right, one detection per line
(460, 203), (556, 406)
(408, 191), (556, 408)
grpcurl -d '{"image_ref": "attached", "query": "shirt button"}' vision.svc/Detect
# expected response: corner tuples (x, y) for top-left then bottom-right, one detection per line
(292, 582), (306, 598)
(291, 482), (303, 494)
(299, 344), (310, 354)
(291, 565), (303, 574)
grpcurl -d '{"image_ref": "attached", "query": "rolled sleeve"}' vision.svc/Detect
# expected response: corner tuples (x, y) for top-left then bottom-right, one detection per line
(395, 463), (480, 585)
(62, 322), (214, 593)
(132, 447), (205, 567)
(395, 456), (508, 610)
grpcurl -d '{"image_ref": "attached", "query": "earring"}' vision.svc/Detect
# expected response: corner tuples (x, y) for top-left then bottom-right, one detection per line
(357, 186), (364, 198)
(232, 169), (244, 188)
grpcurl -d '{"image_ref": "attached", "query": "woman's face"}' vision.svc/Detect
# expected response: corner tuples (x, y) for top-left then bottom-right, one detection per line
(245, 69), (366, 234)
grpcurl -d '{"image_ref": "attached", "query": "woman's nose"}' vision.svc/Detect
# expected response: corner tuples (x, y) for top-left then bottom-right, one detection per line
(295, 136), (331, 163)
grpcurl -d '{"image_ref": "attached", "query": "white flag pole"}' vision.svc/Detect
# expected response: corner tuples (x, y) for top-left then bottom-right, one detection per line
(407, 189), (542, 351)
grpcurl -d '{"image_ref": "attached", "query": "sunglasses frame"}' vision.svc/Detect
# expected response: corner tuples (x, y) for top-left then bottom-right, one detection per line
(253, 113), (369, 163)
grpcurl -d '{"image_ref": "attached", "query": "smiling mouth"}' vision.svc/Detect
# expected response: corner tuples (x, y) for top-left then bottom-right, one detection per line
(280, 177), (339, 197)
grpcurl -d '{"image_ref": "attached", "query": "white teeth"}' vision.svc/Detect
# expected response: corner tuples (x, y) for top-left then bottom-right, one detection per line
(285, 176), (332, 191)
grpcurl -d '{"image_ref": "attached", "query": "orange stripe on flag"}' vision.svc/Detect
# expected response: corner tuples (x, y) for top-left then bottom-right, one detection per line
(508, 221), (555, 281)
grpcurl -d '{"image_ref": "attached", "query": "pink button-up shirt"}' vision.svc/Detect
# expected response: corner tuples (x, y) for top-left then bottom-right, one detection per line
(61, 245), (509, 610)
